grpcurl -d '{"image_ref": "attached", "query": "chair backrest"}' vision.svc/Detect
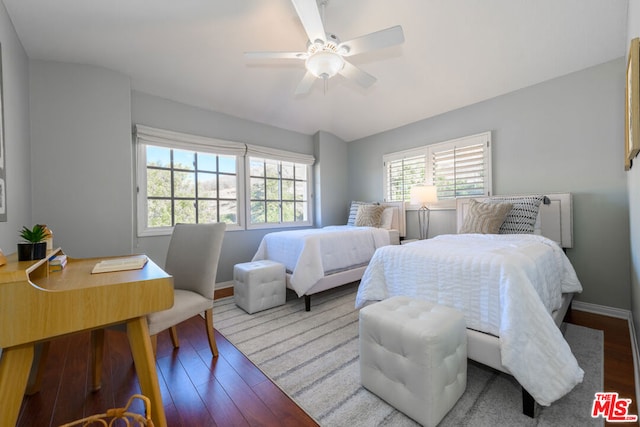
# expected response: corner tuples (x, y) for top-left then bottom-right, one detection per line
(164, 223), (226, 299)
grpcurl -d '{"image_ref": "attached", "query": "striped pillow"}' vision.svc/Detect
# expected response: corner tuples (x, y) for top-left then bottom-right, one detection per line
(489, 195), (545, 234)
(459, 199), (513, 234)
(355, 204), (386, 227)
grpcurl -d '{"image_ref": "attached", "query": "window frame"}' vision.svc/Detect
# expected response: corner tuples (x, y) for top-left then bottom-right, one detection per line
(135, 125), (314, 237)
(383, 131), (492, 210)
(244, 144), (314, 230)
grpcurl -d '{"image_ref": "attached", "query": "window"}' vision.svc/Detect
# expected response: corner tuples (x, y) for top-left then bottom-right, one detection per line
(247, 157), (311, 227)
(384, 132), (492, 205)
(245, 144), (313, 229)
(143, 146), (238, 227)
(384, 152), (426, 202)
(135, 125), (314, 236)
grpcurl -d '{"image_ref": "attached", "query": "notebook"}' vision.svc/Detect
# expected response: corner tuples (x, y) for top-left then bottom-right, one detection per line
(92, 255), (148, 274)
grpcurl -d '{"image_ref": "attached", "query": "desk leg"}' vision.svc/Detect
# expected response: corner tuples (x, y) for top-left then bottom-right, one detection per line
(0, 344), (35, 427)
(126, 317), (167, 427)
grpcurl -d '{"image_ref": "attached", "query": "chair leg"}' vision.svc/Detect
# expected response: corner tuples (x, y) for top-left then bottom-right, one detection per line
(150, 334), (158, 356)
(169, 326), (180, 349)
(204, 308), (218, 357)
(90, 329), (105, 392)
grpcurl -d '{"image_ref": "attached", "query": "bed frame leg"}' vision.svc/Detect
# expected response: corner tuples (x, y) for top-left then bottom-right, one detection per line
(522, 387), (537, 418)
(304, 295), (311, 312)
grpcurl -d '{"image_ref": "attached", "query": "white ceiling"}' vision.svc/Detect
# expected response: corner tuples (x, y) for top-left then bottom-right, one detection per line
(3, 0), (629, 141)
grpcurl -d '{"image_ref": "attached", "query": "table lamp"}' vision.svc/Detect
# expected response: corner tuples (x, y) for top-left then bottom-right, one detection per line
(410, 185), (438, 239)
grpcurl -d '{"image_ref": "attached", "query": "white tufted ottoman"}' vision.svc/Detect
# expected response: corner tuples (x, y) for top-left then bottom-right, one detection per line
(359, 296), (467, 427)
(234, 260), (286, 314)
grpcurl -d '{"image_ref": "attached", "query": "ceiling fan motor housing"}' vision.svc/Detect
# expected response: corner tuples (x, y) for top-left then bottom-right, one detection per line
(305, 33), (345, 78)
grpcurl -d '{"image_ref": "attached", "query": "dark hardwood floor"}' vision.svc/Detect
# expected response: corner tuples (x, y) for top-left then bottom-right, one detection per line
(16, 300), (637, 427)
(568, 309), (638, 427)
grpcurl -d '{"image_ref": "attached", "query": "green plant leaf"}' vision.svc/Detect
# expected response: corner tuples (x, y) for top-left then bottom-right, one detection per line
(19, 224), (47, 243)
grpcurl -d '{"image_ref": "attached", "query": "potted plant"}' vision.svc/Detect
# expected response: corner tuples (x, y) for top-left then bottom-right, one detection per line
(17, 225), (48, 261)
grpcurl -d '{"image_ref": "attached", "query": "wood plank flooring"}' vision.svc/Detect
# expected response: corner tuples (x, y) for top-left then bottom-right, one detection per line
(568, 309), (638, 427)
(15, 300), (637, 427)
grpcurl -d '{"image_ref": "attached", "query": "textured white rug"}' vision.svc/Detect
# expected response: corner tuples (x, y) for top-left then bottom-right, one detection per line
(214, 283), (603, 426)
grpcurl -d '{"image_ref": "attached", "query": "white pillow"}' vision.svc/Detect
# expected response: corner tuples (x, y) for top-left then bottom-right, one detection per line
(380, 207), (395, 229)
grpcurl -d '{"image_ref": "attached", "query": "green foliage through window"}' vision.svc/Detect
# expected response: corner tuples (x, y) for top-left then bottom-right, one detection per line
(145, 145), (237, 227)
(249, 157), (309, 225)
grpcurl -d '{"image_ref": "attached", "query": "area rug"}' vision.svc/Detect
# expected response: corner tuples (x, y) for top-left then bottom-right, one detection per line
(214, 283), (603, 426)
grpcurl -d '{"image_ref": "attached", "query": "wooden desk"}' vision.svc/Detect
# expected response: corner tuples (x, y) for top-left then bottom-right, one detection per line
(0, 250), (173, 427)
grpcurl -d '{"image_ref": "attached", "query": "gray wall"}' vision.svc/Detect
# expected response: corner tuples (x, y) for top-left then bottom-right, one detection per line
(29, 60), (133, 258)
(627, 0), (640, 385)
(348, 58), (629, 310)
(0, 2), (32, 251)
(313, 130), (350, 227)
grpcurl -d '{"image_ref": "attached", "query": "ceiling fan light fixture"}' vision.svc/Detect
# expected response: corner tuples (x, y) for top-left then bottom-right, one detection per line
(305, 50), (344, 79)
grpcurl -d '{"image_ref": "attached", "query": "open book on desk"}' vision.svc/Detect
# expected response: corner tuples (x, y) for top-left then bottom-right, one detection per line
(92, 255), (148, 274)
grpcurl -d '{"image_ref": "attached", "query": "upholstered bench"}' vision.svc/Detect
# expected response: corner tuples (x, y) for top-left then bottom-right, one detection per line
(233, 260), (286, 314)
(359, 296), (467, 427)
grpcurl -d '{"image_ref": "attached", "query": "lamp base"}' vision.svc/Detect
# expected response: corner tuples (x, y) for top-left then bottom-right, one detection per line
(417, 206), (431, 240)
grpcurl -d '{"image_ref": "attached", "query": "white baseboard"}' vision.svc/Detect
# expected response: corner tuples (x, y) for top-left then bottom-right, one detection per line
(215, 280), (234, 290)
(572, 300), (630, 319)
(572, 301), (640, 408)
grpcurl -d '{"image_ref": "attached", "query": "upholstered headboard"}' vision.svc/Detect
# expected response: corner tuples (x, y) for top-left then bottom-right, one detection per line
(456, 193), (573, 248)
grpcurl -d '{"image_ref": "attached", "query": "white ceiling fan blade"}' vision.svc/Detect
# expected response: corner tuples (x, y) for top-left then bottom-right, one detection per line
(291, 0), (326, 43)
(244, 51), (306, 60)
(338, 25), (405, 57)
(338, 61), (377, 88)
(294, 71), (317, 95)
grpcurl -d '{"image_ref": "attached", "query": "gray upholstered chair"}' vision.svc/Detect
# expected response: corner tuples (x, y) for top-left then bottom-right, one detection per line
(147, 222), (226, 355)
(90, 222), (226, 390)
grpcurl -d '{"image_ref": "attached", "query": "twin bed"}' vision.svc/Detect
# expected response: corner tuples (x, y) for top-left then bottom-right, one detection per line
(252, 201), (405, 311)
(356, 193), (583, 415)
(252, 193), (583, 414)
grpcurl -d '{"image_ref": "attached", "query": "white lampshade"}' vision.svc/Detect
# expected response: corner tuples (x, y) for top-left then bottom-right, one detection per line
(305, 51), (345, 79)
(410, 185), (438, 206)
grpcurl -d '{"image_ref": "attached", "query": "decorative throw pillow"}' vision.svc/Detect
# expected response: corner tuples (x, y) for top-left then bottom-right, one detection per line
(355, 204), (387, 227)
(459, 199), (513, 234)
(347, 201), (367, 225)
(489, 195), (545, 234)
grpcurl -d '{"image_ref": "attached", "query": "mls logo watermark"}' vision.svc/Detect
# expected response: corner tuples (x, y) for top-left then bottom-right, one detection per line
(591, 392), (638, 422)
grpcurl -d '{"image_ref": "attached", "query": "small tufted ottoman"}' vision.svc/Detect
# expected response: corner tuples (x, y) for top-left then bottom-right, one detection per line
(359, 296), (467, 427)
(234, 260), (286, 314)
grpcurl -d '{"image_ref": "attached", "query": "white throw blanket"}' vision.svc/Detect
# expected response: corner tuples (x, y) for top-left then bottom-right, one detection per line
(253, 226), (391, 296)
(356, 233), (584, 406)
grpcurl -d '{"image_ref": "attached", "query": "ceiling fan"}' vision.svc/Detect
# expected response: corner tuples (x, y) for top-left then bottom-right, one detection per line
(244, 0), (404, 95)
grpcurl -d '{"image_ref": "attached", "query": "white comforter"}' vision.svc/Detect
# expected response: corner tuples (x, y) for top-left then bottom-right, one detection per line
(356, 233), (584, 406)
(253, 226), (391, 296)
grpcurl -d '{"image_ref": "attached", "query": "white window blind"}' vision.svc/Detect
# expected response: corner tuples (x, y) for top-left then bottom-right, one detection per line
(384, 150), (426, 202)
(429, 133), (491, 199)
(383, 132), (491, 204)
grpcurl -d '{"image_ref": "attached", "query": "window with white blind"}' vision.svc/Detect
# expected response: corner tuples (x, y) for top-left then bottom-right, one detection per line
(383, 132), (492, 205)
(384, 151), (427, 202)
(135, 125), (314, 236)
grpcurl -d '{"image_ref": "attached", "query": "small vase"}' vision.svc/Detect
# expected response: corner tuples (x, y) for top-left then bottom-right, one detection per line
(17, 242), (48, 261)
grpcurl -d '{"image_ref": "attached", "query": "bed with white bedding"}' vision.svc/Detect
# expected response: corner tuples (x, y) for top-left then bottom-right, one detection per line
(355, 193), (583, 415)
(253, 202), (405, 311)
